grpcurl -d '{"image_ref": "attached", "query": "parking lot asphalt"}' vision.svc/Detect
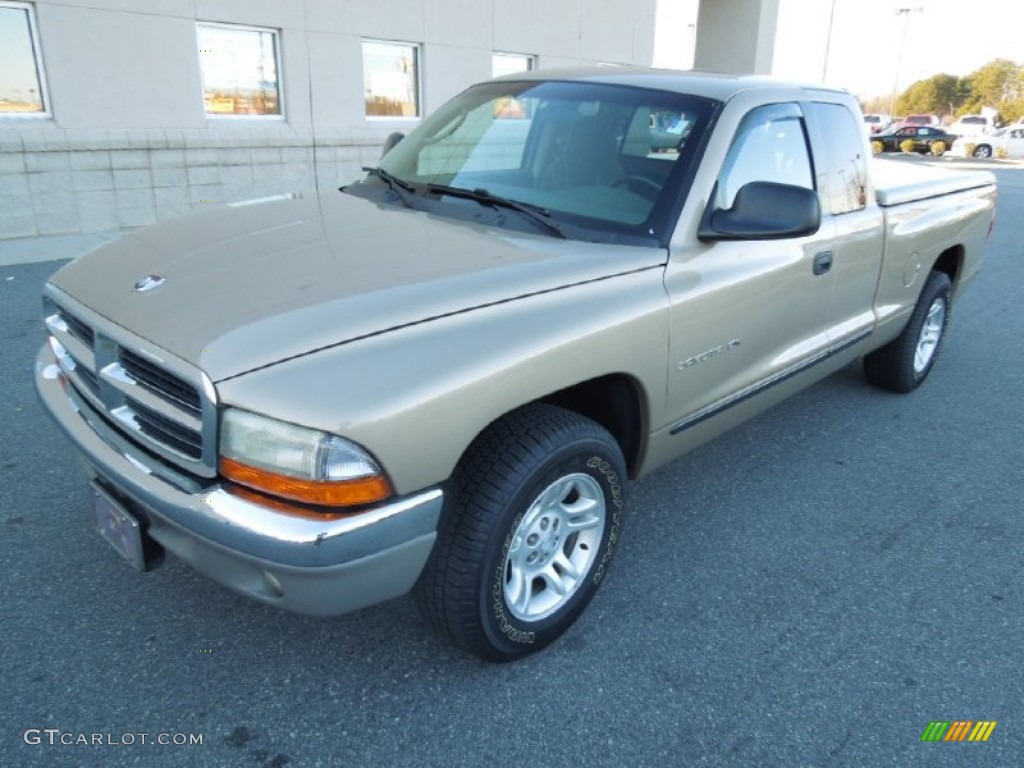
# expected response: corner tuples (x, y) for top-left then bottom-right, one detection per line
(2, 168), (1021, 767)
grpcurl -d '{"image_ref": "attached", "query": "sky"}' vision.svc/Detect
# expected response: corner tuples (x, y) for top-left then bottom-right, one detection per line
(654, 0), (1023, 100)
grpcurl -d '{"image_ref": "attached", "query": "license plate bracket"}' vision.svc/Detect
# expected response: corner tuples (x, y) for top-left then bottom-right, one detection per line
(92, 483), (155, 571)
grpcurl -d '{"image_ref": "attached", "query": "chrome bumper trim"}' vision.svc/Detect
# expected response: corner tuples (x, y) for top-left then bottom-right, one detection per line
(36, 346), (443, 613)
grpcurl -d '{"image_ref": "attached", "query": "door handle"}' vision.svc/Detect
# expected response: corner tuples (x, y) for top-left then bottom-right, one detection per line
(813, 251), (833, 276)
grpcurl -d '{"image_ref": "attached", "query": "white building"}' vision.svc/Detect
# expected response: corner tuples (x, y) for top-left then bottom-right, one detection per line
(0, 0), (659, 239)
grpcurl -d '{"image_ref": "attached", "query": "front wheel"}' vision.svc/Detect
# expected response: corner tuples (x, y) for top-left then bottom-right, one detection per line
(415, 404), (626, 661)
(973, 144), (992, 159)
(864, 270), (952, 393)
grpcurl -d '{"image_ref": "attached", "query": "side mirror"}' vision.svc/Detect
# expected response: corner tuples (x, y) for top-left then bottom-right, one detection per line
(698, 181), (821, 241)
(381, 131), (405, 158)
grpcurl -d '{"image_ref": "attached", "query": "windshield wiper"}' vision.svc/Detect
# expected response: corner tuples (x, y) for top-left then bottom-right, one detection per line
(425, 184), (567, 239)
(361, 166), (416, 209)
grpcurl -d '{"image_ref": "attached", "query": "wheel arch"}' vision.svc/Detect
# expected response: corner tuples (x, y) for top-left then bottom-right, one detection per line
(540, 373), (648, 478)
(929, 245), (963, 292)
(454, 373), (649, 482)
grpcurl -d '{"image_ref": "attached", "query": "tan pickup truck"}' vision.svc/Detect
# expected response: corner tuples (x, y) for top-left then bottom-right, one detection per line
(36, 69), (996, 661)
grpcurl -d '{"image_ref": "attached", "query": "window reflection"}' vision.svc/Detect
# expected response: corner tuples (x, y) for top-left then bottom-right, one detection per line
(197, 23), (281, 117)
(363, 41), (419, 117)
(492, 53), (535, 120)
(0, 3), (46, 114)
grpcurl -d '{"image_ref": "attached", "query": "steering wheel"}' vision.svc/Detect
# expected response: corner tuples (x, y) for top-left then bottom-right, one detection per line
(611, 175), (662, 200)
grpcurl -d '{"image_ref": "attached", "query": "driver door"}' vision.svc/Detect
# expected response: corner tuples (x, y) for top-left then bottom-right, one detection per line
(663, 102), (836, 435)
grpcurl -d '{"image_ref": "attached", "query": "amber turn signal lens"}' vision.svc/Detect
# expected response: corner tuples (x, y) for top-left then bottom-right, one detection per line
(220, 457), (392, 507)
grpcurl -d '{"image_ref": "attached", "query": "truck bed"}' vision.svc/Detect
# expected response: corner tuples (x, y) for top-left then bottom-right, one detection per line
(873, 159), (995, 206)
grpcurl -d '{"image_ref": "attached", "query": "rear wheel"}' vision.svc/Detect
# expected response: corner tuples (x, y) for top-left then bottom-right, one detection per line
(973, 144), (992, 159)
(415, 404), (626, 661)
(871, 140), (885, 155)
(864, 271), (952, 393)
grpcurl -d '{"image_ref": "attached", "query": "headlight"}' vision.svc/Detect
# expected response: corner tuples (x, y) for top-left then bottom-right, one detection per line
(219, 409), (392, 507)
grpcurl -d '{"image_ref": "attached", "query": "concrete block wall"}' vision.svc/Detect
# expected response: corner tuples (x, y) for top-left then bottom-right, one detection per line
(0, 127), (382, 238)
(0, 0), (657, 240)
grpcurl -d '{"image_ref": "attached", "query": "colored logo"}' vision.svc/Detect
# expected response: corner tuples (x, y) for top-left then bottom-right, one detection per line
(921, 721), (997, 742)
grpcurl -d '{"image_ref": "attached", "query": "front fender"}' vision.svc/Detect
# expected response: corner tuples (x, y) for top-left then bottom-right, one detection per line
(216, 268), (670, 495)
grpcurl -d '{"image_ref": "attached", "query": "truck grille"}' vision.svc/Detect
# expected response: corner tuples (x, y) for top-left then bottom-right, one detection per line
(121, 349), (202, 416)
(62, 310), (95, 349)
(126, 397), (204, 459)
(44, 292), (217, 478)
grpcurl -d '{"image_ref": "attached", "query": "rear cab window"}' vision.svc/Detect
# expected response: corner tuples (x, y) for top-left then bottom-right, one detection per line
(803, 101), (868, 215)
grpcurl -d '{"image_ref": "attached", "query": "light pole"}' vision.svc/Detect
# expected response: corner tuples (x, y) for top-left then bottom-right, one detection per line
(889, 6), (924, 118)
(822, 0), (837, 82)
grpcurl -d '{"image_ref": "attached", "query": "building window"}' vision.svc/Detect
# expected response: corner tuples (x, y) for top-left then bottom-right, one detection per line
(491, 53), (535, 119)
(363, 40), (419, 118)
(492, 53), (534, 78)
(0, 2), (48, 116)
(197, 22), (282, 117)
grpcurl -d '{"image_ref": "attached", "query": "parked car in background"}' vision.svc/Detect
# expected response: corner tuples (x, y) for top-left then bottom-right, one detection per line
(870, 125), (958, 155)
(895, 114), (941, 129)
(949, 114), (996, 137)
(863, 113), (891, 134)
(950, 127), (1024, 159)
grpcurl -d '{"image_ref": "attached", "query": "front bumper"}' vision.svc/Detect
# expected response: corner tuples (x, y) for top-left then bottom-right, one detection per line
(35, 346), (443, 616)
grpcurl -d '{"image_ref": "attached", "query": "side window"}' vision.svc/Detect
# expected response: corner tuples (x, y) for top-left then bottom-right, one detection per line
(805, 102), (867, 215)
(717, 103), (814, 209)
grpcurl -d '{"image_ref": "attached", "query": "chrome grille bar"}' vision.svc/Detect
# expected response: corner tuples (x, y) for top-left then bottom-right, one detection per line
(120, 348), (202, 416)
(99, 362), (202, 433)
(45, 313), (96, 372)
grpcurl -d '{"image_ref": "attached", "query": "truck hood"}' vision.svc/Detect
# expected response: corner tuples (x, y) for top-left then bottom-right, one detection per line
(49, 192), (667, 381)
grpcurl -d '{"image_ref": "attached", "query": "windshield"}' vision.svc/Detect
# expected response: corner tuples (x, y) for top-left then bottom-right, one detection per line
(347, 79), (716, 245)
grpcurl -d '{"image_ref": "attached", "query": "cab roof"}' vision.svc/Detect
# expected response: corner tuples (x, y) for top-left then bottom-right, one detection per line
(492, 66), (848, 103)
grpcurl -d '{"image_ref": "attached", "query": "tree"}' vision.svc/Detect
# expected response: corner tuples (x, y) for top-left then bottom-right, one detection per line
(956, 59), (1024, 123)
(894, 73), (966, 119)
(890, 59), (1024, 125)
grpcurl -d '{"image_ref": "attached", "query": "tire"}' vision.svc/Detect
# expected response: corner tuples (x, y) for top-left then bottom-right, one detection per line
(415, 403), (626, 662)
(864, 271), (952, 393)
(929, 141), (947, 156)
(973, 144), (992, 159)
(871, 140), (885, 155)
